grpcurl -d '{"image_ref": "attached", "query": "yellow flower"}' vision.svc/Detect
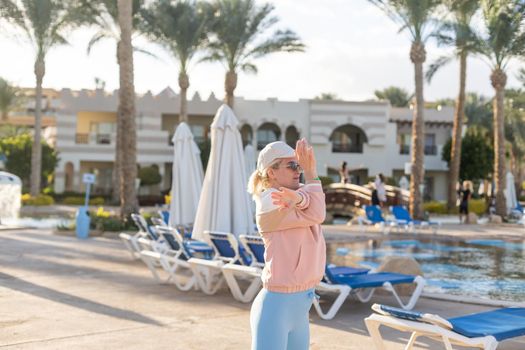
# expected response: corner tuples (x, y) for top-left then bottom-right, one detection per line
(96, 207), (110, 218)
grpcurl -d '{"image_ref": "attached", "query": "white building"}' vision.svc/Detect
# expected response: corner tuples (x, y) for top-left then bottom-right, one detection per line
(29, 88), (453, 201)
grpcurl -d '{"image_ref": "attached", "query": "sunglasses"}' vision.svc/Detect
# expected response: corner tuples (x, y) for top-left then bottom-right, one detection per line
(279, 161), (303, 172)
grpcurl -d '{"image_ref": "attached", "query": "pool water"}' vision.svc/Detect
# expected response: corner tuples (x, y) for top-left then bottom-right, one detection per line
(328, 238), (525, 302)
(0, 217), (73, 229)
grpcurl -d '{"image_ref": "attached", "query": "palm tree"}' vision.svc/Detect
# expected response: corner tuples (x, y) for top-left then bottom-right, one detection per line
(204, 0), (304, 108)
(86, 0), (147, 205)
(0, 0), (88, 196)
(0, 77), (20, 121)
(86, 0), (147, 57)
(140, 0), (210, 123)
(479, 0), (525, 217)
(117, 0), (138, 219)
(425, 0), (480, 211)
(369, 0), (440, 219)
(374, 86), (412, 107)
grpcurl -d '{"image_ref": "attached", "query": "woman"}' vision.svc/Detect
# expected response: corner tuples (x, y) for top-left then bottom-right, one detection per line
(374, 173), (387, 207)
(459, 180), (472, 223)
(247, 138), (326, 350)
(339, 161), (349, 184)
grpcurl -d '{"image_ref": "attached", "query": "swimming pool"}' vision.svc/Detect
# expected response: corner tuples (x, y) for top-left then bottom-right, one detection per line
(327, 238), (525, 302)
(0, 217), (73, 229)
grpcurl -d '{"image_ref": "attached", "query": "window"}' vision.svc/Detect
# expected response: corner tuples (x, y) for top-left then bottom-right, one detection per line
(190, 125), (205, 144)
(90, 122), (115, 144)
(399, 134), (411, 154)
(257, 123), (281, 150)
(330, 124), (367, 153)
(285, 126), (300, 148)
(240, 124), (253, 148)
(424, 134), (436, 155)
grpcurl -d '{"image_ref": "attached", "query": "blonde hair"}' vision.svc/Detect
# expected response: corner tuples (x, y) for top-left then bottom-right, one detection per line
(247, 160), (281, 197)
(463, 180), (473, 191)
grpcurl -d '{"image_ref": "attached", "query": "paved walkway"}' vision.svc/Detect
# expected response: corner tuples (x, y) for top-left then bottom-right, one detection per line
(0, 228), (524, 349)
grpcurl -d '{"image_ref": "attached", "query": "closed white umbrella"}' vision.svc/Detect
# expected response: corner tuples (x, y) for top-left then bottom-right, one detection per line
(244, 143), (256, 216)
(505, 171), (518, 213)
(244, 144), (256, 185)
(192, 104), (256, 240)
(169, 122), (204, 226)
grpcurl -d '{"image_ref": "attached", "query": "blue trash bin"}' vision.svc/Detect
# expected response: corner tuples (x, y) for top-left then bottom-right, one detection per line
(76, 206), (91, 239)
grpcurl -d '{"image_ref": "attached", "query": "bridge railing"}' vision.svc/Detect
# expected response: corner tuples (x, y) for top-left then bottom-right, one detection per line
(324, 183), (410, 217)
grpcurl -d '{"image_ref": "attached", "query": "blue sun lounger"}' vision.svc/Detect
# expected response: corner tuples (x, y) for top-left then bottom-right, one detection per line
(188, 231), (262, 301)
(390, 205), (441, 233)
(358, 205), (396, 234)
(365, 303), (525, 350)
(138, 226), (207, 291)
(314, 266), (425, 320)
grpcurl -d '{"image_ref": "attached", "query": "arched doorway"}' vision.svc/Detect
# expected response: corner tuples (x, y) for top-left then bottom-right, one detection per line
(285, 125), (300, 148)
(330, 124), (368, 153)
(256, 122), (281, 150)
(240, 124), (253, 148)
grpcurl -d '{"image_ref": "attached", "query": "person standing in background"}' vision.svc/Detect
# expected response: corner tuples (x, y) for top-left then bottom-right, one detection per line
(459, 180), (472, 223)
(339, 161), (349, 184)
(375, 173), (387, 207)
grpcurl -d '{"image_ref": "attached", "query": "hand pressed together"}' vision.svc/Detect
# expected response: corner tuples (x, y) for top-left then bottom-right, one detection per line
(295, 138), (318, 181)
(271, 187), (302, 211)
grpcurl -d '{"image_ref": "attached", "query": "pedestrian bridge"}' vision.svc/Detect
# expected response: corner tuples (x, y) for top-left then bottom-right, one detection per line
(325, 183), (409, 218)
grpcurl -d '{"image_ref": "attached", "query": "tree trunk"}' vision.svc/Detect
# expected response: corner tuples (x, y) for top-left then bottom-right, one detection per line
(409, 42), (426, 220)
(118, 0), (138, 220)
(179, 71), (189, 123)
(225, 70), (237, 108)
(112, 44), (121, 205)
(30, 57), (45, 196)
(491, 68), (507, 217)
(447, 51), (467, 211)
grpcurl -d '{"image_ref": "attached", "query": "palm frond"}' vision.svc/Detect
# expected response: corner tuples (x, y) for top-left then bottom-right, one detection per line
(425, 55), (453, 82)
(480, 0), (525, 68)
(87, 30), (111, 55)
(244, 29), (305, 60)
(133, 46), (161, 60)
(206, 0), (304, 72)
(240, 62), (257, 74)
(139, 0), (210, 71)
(368, 0), (441, 42)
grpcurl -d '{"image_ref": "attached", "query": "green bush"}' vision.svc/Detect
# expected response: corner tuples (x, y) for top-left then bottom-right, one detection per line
(0, 133), (59, 189)
(63, 196), (105, 205)
(22, 194), (55, 206)
(138, 166), (161, 186)
(91, 216), (124, 232)
(469, 199), (487, 215)
(423, 201), (448, 214)
(90, 197), (105, 205)
(319, 176), (334, 188)
(424, 199), (487, 215)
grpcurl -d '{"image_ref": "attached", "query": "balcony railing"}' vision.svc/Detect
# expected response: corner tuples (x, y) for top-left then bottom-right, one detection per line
(96, 134), (111, 144)
(424, 144), (437, 155)
(75, 133), (112, 145)
(75, 133), (89, 144)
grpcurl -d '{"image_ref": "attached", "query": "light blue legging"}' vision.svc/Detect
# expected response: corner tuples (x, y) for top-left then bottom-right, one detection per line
(250, 288), (315, 350)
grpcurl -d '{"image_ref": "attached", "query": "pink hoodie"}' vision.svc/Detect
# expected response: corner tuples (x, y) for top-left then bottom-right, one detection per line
(255, 181), (326, 293)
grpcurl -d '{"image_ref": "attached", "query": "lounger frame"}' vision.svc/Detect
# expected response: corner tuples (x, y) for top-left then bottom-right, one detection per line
(365, 310), (499, 350)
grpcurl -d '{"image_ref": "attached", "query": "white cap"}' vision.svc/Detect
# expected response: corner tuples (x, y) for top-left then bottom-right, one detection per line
(257, 141), (295, 173)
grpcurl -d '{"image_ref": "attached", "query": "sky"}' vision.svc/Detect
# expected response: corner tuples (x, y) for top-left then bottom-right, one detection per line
(0, 0), (523, 102)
